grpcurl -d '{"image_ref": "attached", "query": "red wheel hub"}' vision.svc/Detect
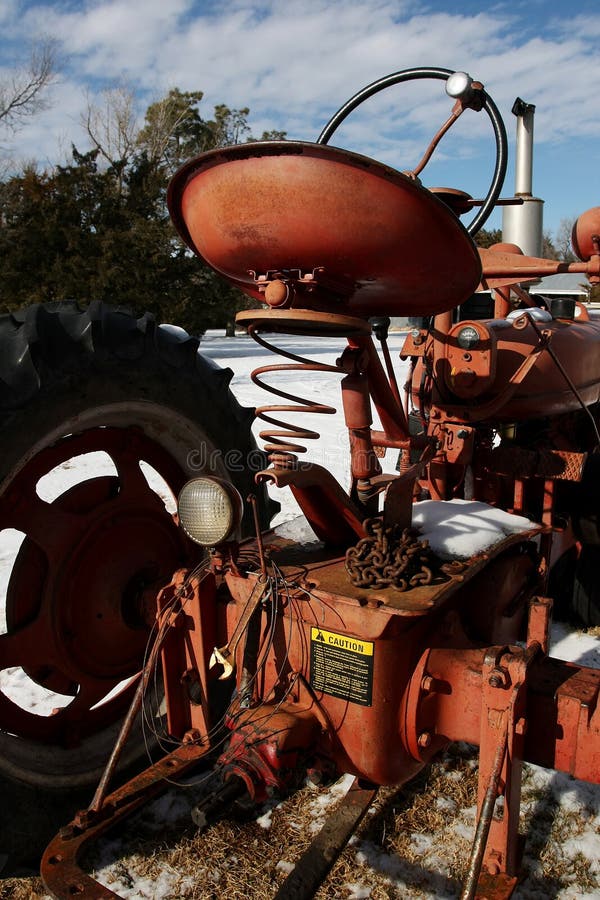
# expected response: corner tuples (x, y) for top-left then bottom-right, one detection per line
(0, 426), (196, 746)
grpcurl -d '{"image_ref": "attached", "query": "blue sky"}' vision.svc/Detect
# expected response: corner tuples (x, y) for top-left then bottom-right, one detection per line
(1, 0), (599, 237)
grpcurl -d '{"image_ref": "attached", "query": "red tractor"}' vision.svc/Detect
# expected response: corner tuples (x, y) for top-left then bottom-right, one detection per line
(1, 67), (600, 898)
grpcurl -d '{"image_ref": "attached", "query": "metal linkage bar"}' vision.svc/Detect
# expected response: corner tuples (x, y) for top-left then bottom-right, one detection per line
(275, 778), (378, 899)
(41, 742), (211, 900)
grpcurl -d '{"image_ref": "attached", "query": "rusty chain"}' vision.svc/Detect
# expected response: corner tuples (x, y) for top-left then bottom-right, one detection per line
(345, 517), (466, 591)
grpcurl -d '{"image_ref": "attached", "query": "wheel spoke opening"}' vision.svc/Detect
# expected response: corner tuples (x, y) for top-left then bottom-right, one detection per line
(0, 301), (262, 803)
(35, 451), (118, 503)
(0, 429), (189, 755)
(0, 528), (25, 634)
(0, 668), (135, 745)
(0, 666), (73, 719)
(139, 461), (178, 514)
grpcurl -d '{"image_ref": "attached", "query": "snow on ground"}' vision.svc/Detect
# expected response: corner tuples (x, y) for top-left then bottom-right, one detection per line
(2, 329), (600, 897)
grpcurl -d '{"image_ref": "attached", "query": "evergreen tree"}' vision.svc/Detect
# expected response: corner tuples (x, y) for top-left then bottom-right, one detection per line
(474, 228), (502, 249)
(0, 89), (285, 333)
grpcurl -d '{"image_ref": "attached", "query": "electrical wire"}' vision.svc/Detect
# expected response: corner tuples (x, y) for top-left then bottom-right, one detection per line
(139, 556), (312, 793)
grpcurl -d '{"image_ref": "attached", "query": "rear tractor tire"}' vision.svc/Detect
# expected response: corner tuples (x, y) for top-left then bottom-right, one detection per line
(0, 301), (272, 871)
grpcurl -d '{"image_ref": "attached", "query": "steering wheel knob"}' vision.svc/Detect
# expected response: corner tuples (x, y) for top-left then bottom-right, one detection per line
(445, 71), (474, 101)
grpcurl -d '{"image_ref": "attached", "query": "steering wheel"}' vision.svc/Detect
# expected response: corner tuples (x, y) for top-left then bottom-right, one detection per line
(317, 66), (507, 237)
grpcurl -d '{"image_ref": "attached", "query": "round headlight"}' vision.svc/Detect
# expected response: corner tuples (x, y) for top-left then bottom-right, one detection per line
(456, 325), (480, 350)
(177, 477), (243, 546)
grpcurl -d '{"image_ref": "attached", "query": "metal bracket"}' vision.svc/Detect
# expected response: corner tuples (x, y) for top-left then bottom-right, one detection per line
(41, 743), (211, 899)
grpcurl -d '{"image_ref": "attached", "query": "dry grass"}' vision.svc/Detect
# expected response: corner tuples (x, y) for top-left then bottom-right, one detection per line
(56, 747), (481, 899)
(518, 764), (600, 894)
(0, 875), (47, 899)
(3, 744), (600, 899)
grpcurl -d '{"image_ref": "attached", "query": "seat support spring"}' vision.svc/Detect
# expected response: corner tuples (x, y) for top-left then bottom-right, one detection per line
(248, 324), (344, 467)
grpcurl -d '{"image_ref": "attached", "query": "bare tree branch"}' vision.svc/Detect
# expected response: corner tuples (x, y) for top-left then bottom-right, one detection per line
(0, 39), (57, 131)
(555, 217), (577, 262)
(136, 91), (202, 170)
(83, 84), (138, 169)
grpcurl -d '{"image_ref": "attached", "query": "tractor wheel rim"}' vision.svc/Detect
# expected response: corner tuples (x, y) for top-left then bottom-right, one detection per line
(0, 425), (192, 747)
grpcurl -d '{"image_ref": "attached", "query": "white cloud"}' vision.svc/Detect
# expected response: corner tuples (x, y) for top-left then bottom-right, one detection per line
(9, 1), (600, 142)
(1, 0), (598, 230)
(0, 0), (16, 24)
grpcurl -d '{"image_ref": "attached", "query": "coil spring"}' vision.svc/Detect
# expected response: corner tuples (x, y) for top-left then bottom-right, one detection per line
(248, 324), (342, 467)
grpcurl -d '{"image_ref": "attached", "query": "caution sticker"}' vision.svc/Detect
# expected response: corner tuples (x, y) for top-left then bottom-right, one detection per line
(310, 627), (374, 707)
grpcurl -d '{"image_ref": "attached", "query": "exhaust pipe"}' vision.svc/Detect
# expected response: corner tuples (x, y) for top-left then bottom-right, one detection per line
(502, 98), (544, 257)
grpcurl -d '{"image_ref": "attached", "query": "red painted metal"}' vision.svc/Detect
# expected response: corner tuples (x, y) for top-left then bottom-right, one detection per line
(477, 245), (600, 292)
(572, 206), (600, 262)
(0, 426), (192, 745)
(34, 69), (600, 900)
(209, 534), (542, 787)
(40, 742), (210, 899)
(168, 142), (482, 316)
(434, 316), (600, 416)
(256, 461), (367, 544)
(157, 567), (217, 740)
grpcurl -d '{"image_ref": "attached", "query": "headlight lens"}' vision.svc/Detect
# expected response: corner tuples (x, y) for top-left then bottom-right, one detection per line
(177, 477), (243, 546)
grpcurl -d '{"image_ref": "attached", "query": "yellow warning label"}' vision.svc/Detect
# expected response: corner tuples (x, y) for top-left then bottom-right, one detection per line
(310, 627), (374, 706)
(310, 627), (373, 656)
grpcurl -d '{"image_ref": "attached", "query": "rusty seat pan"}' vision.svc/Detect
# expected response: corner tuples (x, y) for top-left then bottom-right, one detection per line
(167, 142), (482, 317)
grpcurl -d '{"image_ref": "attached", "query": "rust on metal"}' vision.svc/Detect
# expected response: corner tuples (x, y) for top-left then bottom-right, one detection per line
(210, 577), (269, 680)
(87, 633), (163, 817)
(168, 142), (482, 317)
(274, 778), (378, 899)
(41, 743), (211, 899)
(20, 67), (600, 900)
(344, 518), (463, 591)
(460, 725), (508, 899)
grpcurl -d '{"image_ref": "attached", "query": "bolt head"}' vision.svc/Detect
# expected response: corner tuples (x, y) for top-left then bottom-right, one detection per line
(515, 717), (527, 736)
(488, 668), (509, 689)
(421, 675), (434, 692)
(417, 731), (432, 749)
